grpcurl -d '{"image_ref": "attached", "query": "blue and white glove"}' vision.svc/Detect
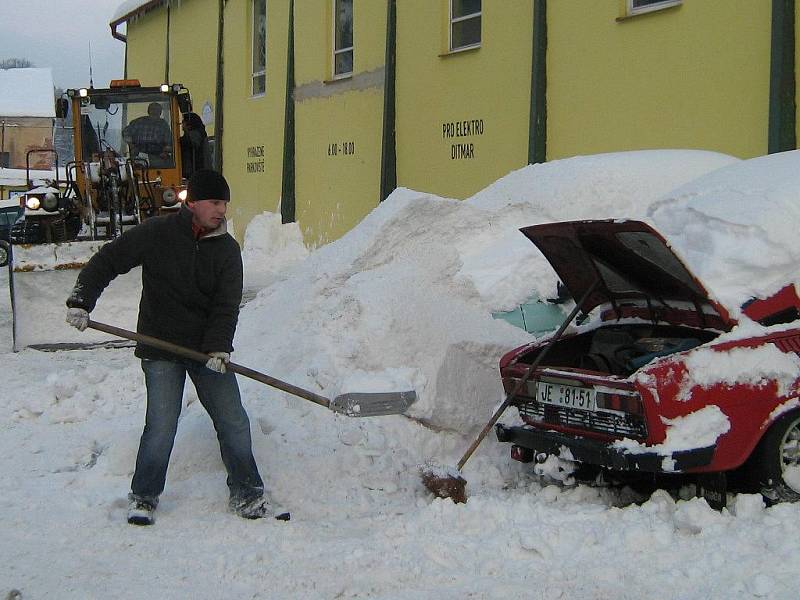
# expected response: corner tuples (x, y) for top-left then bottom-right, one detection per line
(66, 307), (90, 331)
(205, 351), (230, 373)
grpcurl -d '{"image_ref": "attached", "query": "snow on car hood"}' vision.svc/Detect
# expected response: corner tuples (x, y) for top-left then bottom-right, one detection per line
(520, 219), (734, 328)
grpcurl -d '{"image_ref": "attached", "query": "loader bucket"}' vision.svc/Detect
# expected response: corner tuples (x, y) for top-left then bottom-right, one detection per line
(10, 241), (141, 351)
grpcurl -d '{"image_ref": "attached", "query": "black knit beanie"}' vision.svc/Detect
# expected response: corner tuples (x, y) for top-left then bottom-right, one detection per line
(187, 169), (230, 202)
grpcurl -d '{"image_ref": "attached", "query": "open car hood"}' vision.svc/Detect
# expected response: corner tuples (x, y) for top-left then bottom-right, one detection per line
(520, 220), (735, 330)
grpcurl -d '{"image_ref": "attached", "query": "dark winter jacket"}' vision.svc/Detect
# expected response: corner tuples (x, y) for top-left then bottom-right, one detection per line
(66, 205), (243, 361)
(180, 129), (212, 179)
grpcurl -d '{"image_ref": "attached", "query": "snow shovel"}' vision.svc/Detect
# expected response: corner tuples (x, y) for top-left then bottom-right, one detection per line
(421, 279), (600, 503)
(87, 320), (417, 417)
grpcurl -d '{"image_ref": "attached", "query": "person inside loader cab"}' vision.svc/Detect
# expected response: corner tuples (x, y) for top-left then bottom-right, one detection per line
(65, 170), (272, 526)
(180, 112), (212, 179)
(122, 101), (173, 167)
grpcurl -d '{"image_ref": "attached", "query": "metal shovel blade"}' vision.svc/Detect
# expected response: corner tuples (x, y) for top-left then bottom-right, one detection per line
(330, 390), (417, 417)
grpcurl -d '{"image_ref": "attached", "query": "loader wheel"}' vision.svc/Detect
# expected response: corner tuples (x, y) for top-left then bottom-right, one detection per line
(0, 241), (9, 267)
(747, 410), (800, 504)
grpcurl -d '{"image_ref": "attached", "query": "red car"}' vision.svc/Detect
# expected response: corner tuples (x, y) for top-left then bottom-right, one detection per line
(495, 220), (800, 505)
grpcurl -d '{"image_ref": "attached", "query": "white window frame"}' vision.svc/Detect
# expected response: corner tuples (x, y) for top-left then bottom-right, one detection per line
(449, 0), (481, 52)
(251, 0), (267, 97)
(627, 0), (681, 17)
(332, 0), (353, 79)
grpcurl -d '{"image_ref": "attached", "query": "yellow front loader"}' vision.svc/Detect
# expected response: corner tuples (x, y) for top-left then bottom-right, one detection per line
(10, 80), (193, 350)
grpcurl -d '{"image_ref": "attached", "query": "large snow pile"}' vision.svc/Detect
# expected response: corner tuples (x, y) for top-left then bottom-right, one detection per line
(236, 149), (739, 436)
(241, 211), (309, 289)
(7, 148), (800, 599)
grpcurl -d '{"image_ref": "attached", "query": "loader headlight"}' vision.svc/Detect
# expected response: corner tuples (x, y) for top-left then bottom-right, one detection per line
(25, 196), (41, 210)
(177, 188), (188, 202)
(162, 188), (177, 206)
(160, 83), (170, 93)
(78, 88), (88, 98)
(42, 192), (59, 212)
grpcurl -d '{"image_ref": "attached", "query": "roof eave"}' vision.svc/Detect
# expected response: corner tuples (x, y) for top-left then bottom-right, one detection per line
(109, 0), (168, 43)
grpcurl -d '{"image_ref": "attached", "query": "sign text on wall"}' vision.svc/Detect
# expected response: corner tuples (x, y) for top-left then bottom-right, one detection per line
(327, 141), (356, 156)
(246, 145), (265, 173)
(442, 118), (484, 160)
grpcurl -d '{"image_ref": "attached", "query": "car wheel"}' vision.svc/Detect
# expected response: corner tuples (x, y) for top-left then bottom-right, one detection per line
(0, 241), (9, 267)
(749, 410), (800, 503)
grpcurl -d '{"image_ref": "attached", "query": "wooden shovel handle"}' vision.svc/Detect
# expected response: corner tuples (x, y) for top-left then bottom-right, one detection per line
(87, 320), (331, 409)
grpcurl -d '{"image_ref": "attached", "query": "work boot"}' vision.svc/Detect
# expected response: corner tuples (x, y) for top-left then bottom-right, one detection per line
(127, 494), (156, 526)
(231, 495), (290, 521)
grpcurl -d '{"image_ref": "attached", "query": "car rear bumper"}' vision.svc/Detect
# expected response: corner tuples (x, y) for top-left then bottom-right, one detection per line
(495, 424), (715, 473)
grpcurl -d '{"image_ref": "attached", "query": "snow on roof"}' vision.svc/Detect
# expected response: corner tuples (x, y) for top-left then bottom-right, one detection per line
(111, 0), (166, 24)
(0, 68), (55, 118)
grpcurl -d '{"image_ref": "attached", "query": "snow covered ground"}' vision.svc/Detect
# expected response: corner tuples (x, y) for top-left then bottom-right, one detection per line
(3, 150), (800, 599)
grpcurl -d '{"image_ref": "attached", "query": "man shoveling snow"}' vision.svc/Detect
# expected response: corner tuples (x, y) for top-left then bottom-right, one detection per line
(65, 170), (287, 525)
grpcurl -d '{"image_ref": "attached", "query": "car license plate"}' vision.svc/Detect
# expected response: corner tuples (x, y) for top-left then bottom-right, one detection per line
(536, 381), (596, 411)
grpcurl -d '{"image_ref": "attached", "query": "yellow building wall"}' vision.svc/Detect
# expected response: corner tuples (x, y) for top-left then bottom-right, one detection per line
(796, 8), (800, 145)
(0, 117), (54, 169)
(125, 3), (217, 147)
(395, 0), (533, 200)
(293, 0), (387, 247)
(119, 0), (792, 246)
(222, 0), (289, 240)
(125, 9), (168, 86)
(165, 1), (219, 132)
(547, 1), (771, 159)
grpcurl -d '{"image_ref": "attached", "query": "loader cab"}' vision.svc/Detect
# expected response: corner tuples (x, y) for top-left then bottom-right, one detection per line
(67, 81), (191, 238)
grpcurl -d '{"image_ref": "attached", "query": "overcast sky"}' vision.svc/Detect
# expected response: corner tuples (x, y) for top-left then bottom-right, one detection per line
(0, 0), (127, 89)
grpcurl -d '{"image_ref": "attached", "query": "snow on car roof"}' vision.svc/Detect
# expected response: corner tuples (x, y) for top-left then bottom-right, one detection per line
(650, 149), (800, 315)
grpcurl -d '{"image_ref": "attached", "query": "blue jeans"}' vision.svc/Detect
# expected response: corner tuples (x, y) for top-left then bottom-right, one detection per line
(131, 359), (264, 506)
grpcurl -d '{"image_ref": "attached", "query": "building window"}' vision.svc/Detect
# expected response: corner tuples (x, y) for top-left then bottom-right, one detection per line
(627, 0), (681, 16)
(450, 0), (481, 52)
(252, 0), (266, 96)
(333, 0), (353, 78)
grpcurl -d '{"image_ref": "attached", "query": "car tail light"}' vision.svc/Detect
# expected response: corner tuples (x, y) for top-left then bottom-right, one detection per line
(502, 377), (536, 399)
(502, 377), (520, 394)
(510, 445), (534, 463)
(595, 390), (644, 416)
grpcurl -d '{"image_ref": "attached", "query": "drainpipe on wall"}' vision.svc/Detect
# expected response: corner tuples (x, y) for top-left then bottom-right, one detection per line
(164, 4), (171, 83)
(280, 0), (296, 223)
(768, 0), (796, 153)
(214, 0), (226, 172)
(379, 0), (397, 202)
(528, 0), (547, 164)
